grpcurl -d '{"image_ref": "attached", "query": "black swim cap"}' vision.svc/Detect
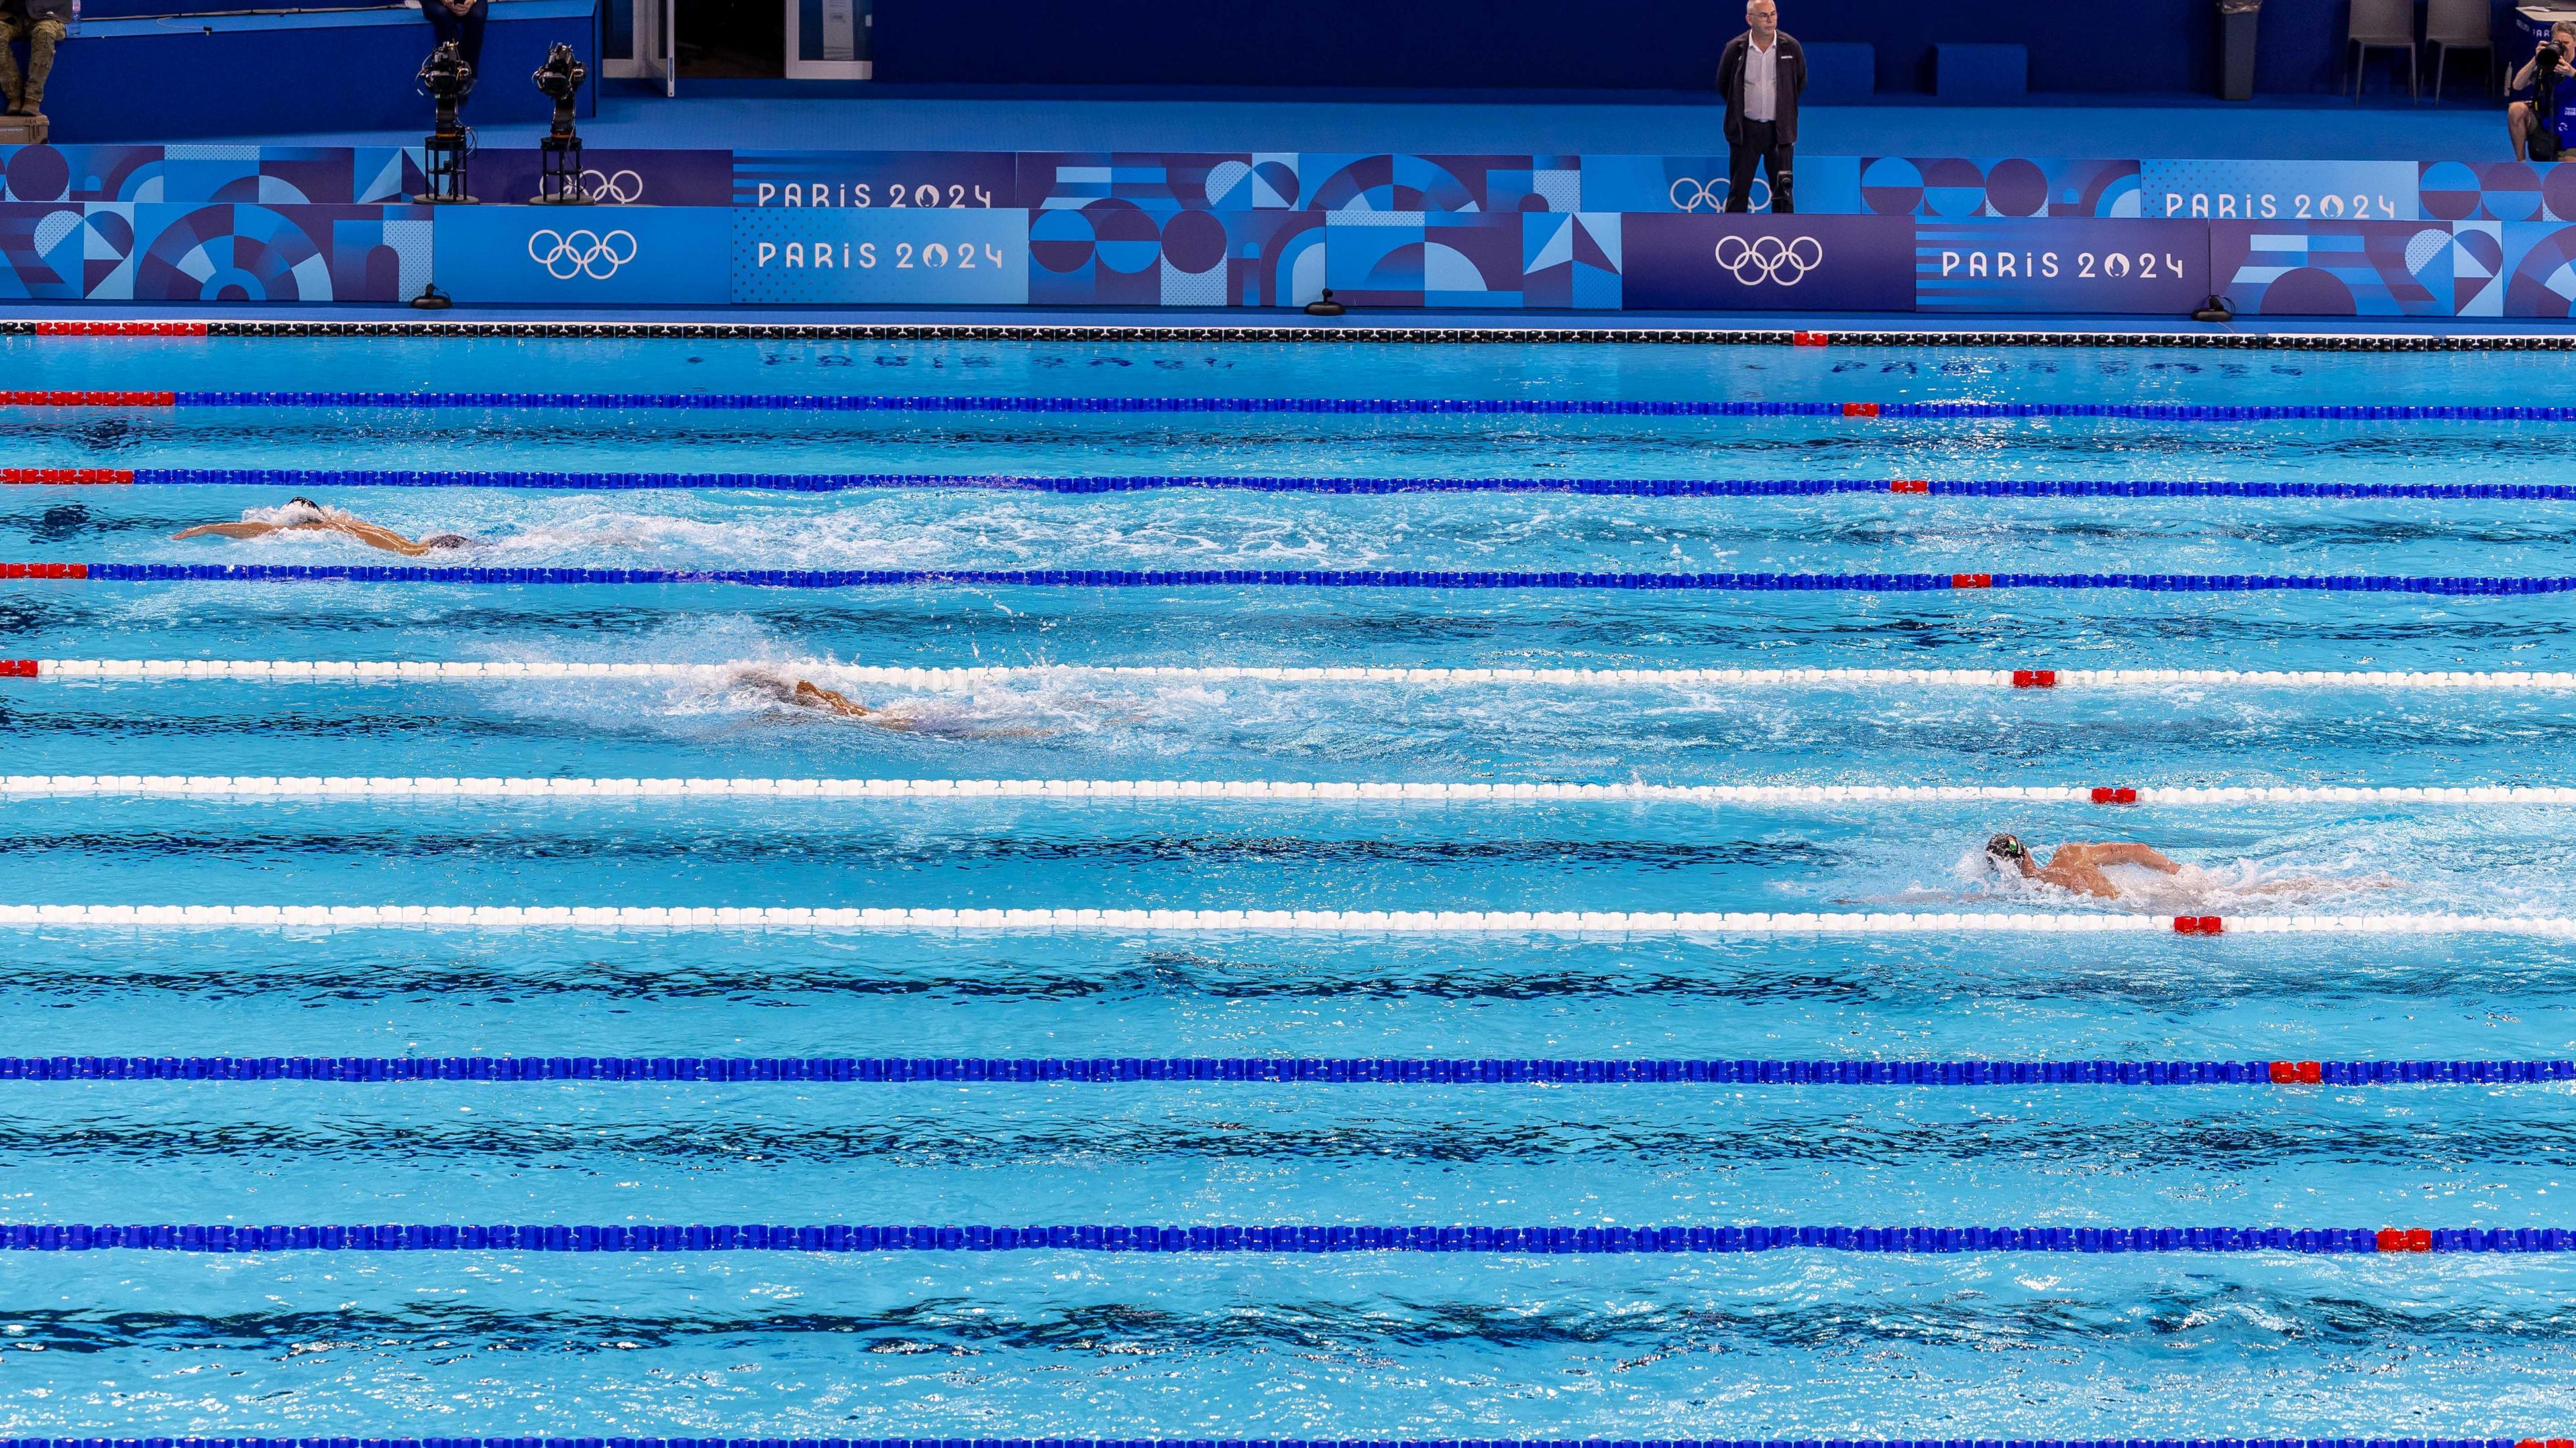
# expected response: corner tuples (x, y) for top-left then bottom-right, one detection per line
(422, 534), (472, 550)
(1986, 833), (2028, 860)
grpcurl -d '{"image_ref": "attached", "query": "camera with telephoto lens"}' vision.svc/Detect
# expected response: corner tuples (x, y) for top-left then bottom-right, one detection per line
(2542, 44), (2563, 71)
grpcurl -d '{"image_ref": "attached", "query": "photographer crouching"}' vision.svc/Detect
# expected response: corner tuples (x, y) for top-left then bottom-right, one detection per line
(2508, 21), (2576, 162)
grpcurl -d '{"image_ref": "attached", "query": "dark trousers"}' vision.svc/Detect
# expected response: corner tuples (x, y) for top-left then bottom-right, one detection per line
(422, 0), (488, 80)
(1725, 119), (1794, 213)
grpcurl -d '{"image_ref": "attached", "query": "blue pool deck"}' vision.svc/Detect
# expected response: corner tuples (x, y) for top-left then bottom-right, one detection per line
(175, 86), (2518, 159)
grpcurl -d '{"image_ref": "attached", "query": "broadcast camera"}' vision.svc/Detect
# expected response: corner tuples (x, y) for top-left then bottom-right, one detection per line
(418, 40), (476, 136)
(535, 42), (586, 138)
(413, 40), (478, 203)
(531, 42), (592, 203)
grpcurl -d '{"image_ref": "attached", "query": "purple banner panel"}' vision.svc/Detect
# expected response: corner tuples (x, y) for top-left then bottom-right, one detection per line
(1917, 219), (2209, 313)
(2500, 222), (2576, 316)
(731, 152), (1018, 209)
(2418, 161), (2576, 223)
(2210, 221), (2502, 317)
(1619, 215), (1916, 311)
(469, 150), (736, 209)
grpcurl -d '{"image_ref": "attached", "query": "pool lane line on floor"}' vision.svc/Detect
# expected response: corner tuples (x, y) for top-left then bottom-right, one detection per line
(19, 390), (2576, 424)
(15, 468), (2576, 500)
(3, 1055), (2564, 1086)
(0, 905), (2560, 936)
(0, 1222), (2566, 1255)
(12, 661), (2573, 690)
(3, 775), (2568, 807)
(9, 564), (2573, 594)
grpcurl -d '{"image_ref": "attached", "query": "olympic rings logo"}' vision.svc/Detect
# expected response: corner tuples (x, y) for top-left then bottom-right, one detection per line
(580, 168), (646, 203)
(528, 228), (639, 280)
(1713, 233), (1823, 285)
(1668, 176), (1771, 211)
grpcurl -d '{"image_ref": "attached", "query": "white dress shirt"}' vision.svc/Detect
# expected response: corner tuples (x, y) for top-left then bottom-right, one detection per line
(1743, 37), (1778, 122)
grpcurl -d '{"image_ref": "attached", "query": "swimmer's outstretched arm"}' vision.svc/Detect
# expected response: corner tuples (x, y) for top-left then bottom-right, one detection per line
(174, 516), (445, 556)
(172, 522), (285, 541)
(317, 518), (444, 556)
(2055, 842), (2184, 874)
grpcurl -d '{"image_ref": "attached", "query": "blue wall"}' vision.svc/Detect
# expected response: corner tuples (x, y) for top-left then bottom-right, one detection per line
(50, 0), (599, 142)
(871, 0), (2420, 97)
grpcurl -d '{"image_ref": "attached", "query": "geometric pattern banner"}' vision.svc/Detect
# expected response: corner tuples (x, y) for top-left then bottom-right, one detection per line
(1, 201), (430, 301)
(2210, 221), (2502, 317)
(11, 142), (2576, 315)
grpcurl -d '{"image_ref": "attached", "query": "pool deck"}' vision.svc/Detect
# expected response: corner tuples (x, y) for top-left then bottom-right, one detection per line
(163, 85), (2518, 158)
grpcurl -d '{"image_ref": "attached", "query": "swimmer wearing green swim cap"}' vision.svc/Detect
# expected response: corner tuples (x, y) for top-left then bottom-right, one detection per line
(1986, 832), (2186, 900)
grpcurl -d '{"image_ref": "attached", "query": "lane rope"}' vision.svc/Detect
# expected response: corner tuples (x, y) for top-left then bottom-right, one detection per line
(0, 1221), (2565, 1255)
(11, 563), (2573, 594)
(11, 659), (2576, 690)
(5, 1054), (2563, 1085)
(3, 774), (2568, 806)
(15, 467), (2576, 500)
(0, 1440), (2565, 1448)
(1, 1441), (2568, 1448)
(0, 905), (2564, 935)
(17, 390), (2576, 423)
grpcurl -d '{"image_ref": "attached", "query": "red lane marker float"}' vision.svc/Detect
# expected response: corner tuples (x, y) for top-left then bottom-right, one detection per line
(1888, 479), (1932, 494)
(32, 321), (209, 337)
(0, 563), (90, 579)
(1792, 331), (1831, 347)
(2010, 669), (2059, 688)
(0, 660), (38, 677)
(1949, 573), (1994, 589)
(1841, 401), (1881, 417)
(2373, 1227), (2436, 1252)
(2089, 786), (2141, 805)
(0, 390), (176, 406)
(2173, 914), (2226, 935)
(2268, 1060), (2326, 1084)
(1, 468), (136, 485)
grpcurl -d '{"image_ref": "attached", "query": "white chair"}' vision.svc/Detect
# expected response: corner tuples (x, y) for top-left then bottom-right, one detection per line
(2426, 0), (2497, 97)
(2347, 0), (2420, 99)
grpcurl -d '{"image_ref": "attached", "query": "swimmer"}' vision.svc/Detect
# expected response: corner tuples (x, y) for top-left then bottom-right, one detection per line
(1985, 832), (2186, 900)
(172, 498), (474, 557)
(735, 667), (913, 728)
(729, 665), (1067, 739)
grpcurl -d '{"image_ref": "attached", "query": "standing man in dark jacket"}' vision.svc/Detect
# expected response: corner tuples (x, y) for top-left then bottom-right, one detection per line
(0, 0), (68, 118)
(1716, 0), (1805, 213)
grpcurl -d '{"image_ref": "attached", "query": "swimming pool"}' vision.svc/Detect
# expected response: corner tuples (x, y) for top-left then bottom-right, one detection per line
(1, 332), (2573, 1441)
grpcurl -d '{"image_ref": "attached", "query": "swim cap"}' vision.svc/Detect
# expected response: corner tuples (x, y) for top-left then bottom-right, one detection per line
(1986, 833), (2029, 860)
(422, 533), (472, 551)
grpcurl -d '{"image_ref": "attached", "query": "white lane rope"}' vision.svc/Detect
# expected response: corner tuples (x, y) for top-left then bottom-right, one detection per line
(0, 905), (2565, 934)
(17, 660), (2576, 690)
(5, 775), (2573, 805)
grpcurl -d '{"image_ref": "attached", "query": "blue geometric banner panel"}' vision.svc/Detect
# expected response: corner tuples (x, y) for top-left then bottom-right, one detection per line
(15, 145), (2576, 315)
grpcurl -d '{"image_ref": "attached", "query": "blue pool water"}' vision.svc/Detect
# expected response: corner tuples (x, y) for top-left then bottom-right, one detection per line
(0, 336), (2573, 1439)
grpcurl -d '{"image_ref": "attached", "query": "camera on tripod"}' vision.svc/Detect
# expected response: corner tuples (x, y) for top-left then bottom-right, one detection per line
(413, 40), (478, 203)
(531, 42), (592, 204)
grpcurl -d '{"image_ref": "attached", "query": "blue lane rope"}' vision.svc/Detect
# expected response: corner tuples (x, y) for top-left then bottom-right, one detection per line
(153, 392), (2576, 423)
(0, 1441), (2559, 1448)
(3, 1056), (2565, 1084)
(55, 564), (2576, 594)
(115, 469), (2576, 500)
(0, 1222), (2565, 1254)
